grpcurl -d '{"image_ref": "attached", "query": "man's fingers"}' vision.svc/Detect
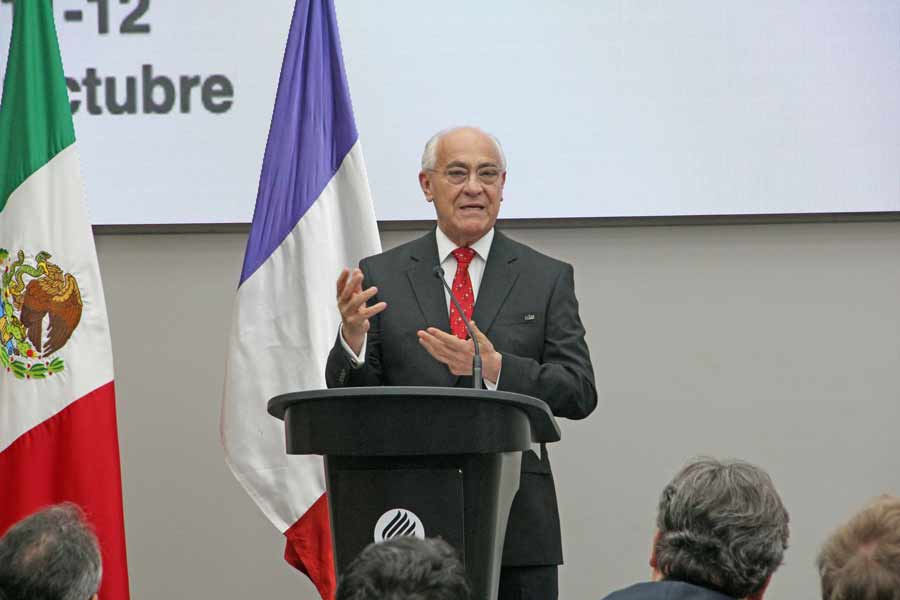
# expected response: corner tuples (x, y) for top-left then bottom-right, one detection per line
(417, 331), (449, 363)
(338, 269), (357, 301)
(419, 331), (476, 375)
(338, 269), (364, 303)
(338, 276), (355, 303)
(425, 327), (467, 347)
(418, 330), (456, 359)
(335, 268), (350, 298)
(418, 329), (472, 362)
(345, 286), (378, 313)
(360, 301), (388, 318)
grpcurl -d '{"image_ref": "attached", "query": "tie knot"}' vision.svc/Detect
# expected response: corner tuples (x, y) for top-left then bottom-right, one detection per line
(452, 247), (476, 267)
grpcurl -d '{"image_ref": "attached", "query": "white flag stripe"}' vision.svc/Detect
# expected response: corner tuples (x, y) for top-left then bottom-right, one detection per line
(0, 144), (114, 452)
(222, 141), (380, 532)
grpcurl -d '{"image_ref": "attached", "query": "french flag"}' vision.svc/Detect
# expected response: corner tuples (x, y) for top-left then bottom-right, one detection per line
(220, 1), (380, 598)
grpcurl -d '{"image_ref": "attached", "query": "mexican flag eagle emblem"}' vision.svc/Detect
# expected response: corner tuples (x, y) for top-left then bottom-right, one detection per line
(1, 249), (82, 379)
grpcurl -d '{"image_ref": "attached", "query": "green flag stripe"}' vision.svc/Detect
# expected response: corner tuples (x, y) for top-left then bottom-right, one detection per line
(0, 0), (76, 213)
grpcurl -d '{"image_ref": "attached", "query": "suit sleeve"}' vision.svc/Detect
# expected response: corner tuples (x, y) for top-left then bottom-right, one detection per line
(495, 264), (597, 420)
(325, 260), (384, 388)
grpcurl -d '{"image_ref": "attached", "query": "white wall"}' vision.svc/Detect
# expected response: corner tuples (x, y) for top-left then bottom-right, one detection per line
(95, 221), (900, 599)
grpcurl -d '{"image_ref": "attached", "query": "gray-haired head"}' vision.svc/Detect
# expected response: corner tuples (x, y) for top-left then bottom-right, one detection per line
(336, 536), (470, 600)
(0, 503), (102, 600)
(421, 127), (507, 171)
(654, 457), (790, 599)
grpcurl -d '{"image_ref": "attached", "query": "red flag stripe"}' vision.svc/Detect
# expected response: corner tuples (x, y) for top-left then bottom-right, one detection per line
(0, 381), (130, 599)
(284, 492), (335, 600)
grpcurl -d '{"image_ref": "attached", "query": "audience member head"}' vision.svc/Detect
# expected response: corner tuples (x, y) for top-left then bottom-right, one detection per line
(651, 457), (789, 600)
(817, 494), (900, 600)
(336, 536), (469, 600)
(0, 503), (102, 600)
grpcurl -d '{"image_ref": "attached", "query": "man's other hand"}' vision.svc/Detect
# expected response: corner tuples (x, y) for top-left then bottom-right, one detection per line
(416, 321), (501, 382)
(337, 268), (387, 355)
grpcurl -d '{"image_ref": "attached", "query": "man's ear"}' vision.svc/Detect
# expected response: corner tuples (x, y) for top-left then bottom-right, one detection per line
(746, 575), (773, 600)
(418, 171), (433, 202)
(650, 529), (662, 581)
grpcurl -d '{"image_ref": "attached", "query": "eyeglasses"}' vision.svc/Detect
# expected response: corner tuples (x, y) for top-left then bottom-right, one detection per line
(429, 166), (503, 185)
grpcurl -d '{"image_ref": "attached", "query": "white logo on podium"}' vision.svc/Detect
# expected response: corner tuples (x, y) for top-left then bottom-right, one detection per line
(374, 509), (425, 542)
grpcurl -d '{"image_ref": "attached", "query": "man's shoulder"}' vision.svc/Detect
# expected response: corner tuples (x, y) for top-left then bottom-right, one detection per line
(494, 231), (571, 274)
(601, 581), (737, 600)
(359, 231), (434, 271)
(356, 229), (574, 275)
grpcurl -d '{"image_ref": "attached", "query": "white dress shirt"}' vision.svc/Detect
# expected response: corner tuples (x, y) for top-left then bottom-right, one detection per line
(341, 227), (500, 388)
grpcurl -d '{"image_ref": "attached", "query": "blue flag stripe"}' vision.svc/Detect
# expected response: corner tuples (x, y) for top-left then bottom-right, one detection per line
(240, 0), (359, 285)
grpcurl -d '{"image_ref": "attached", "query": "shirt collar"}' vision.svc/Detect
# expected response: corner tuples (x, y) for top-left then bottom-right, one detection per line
(436, 226), (494, 264)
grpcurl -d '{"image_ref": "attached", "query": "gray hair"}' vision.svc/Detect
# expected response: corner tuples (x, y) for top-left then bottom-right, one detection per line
(421, 127), (507, 171)
(654, 457), (790, 598)
(0, 503), (102, 600)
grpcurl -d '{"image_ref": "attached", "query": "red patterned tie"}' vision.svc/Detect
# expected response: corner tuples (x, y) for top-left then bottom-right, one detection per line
(450, 247), (476, 339)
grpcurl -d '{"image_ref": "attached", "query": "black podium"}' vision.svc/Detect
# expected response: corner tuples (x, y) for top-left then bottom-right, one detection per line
(268, 386), (560, 600)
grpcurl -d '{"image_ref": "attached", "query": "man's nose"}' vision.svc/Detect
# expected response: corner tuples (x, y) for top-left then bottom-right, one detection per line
(463, 173), (484, 194)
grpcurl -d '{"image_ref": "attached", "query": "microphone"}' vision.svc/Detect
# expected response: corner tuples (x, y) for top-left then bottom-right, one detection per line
(433, 265), (483, 389)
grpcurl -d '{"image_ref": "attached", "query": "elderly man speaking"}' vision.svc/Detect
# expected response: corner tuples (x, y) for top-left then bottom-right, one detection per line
(326, 126), (597, 600)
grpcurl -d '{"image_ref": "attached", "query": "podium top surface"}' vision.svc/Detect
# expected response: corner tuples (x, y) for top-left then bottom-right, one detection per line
(268, 387), (561, 456)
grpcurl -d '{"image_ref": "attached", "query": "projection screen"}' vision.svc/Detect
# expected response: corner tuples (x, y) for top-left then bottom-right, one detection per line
(1, 0), (898, 224)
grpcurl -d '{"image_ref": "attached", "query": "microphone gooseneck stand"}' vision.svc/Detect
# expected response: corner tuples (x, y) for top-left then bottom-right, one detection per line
(433, 265), (483, 389)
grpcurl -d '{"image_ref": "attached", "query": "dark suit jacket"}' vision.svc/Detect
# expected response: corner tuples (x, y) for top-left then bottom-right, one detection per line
(602, 581), (739, 600)
(325, 229), (597, 566)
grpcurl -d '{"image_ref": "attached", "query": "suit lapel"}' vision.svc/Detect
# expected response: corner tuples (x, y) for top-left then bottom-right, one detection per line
(407, 229), (519, 388)
(405, 230), (451, 333)
(472, 231), (520, 334)
(405, 230), (454, 386)
(450, 232), (520, 388)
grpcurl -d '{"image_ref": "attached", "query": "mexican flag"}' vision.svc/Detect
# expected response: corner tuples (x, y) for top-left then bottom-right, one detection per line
(0, 2), (130, 597)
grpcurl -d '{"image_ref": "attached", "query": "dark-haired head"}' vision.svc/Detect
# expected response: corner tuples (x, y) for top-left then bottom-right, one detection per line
(336, 536), (469, 600)
(651, 457), (789, 600)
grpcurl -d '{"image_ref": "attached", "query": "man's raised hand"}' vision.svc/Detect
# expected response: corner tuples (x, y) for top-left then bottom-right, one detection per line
(336, 267), (387, 355)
